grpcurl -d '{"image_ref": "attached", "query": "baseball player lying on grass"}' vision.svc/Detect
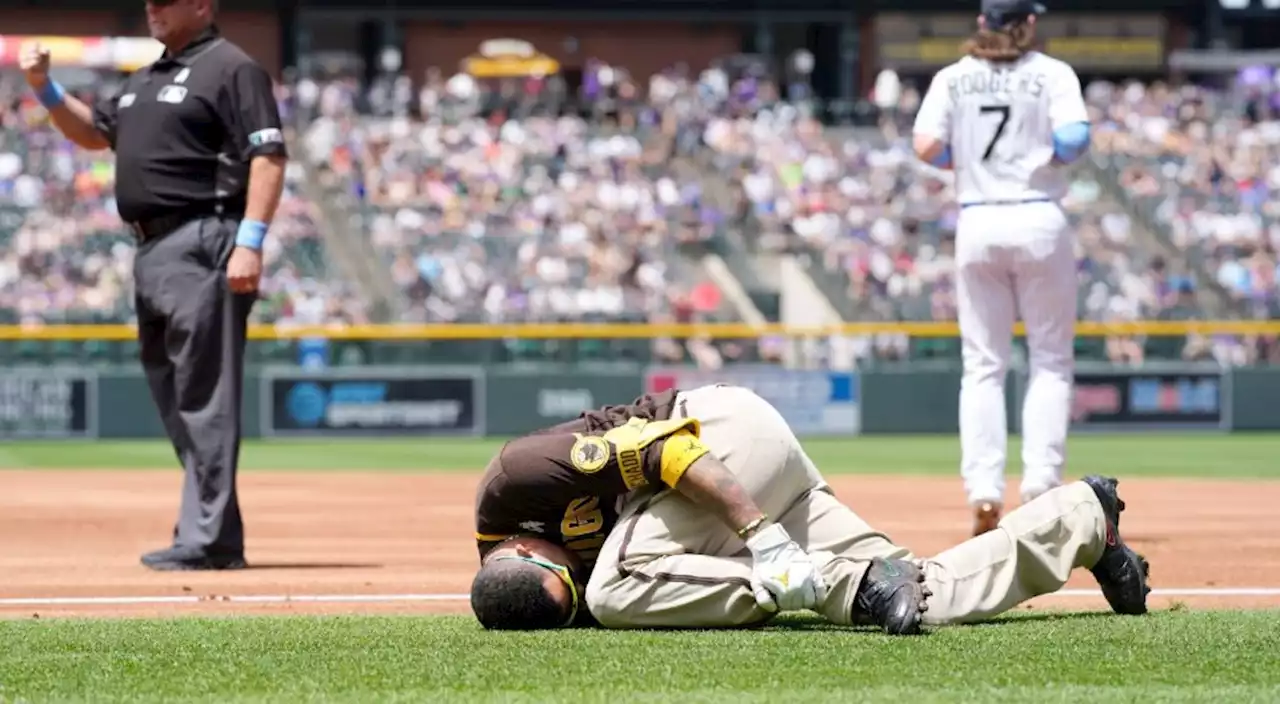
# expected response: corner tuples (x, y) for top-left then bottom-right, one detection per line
(470, 384), (1150, 632)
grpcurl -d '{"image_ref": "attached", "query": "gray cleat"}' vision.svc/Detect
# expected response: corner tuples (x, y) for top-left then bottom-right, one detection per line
(854, 558), (931, 635)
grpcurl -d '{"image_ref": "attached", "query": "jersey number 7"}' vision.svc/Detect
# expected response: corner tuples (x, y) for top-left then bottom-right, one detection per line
(980, 105), (1011, 161)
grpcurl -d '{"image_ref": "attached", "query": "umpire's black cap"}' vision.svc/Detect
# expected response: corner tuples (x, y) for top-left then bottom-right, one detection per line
(981, 0), (1046, 29)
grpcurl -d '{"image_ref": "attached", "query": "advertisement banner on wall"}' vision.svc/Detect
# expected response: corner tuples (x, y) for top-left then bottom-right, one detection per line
(645, 365), (860, 436)
(1063, 366), (1229, 431)
(484, 368), (643, 436)
(0, 367), (97, 439)
(261, 366), (484, 437)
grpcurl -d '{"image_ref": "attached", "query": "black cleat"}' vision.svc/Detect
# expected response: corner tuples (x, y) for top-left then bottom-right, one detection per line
(141, 545), (247, 572)
(1081, 476), (1150, 615)
(853, 558), (930, 635)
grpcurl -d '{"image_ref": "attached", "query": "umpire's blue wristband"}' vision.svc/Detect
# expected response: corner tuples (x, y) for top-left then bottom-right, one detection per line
(235, 219), (269, 250)
(36, 80), (66, 110)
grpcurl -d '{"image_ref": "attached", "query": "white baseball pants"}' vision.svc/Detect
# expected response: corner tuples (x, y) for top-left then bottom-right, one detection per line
(954, 201), (1076, 507)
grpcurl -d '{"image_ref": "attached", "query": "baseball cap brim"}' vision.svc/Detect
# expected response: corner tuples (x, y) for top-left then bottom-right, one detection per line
(983, 1), (1047, 25)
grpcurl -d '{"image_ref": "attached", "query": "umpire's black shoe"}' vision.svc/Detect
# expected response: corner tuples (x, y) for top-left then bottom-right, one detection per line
(141, 546), (247, 571)
(853, 558), (931, 635)
(1082, 475), (1150, 615)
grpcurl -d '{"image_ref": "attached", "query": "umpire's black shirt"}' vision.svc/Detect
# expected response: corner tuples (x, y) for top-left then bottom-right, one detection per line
(92, 25), (287, 224)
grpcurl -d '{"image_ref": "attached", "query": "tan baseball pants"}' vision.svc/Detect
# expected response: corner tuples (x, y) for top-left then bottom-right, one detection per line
(585, 384), (1108, 629)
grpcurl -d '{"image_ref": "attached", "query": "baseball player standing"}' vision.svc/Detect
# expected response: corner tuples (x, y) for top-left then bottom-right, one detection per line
(911, 0), (1090, 535)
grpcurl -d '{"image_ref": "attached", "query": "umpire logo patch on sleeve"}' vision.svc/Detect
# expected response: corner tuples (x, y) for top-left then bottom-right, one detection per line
(570, 434), (610, 474)
(248, 128), (284, 146)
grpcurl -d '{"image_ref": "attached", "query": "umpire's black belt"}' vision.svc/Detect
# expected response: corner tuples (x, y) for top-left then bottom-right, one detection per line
(127, 212), (203, 243)
(127, 209), (234, 243)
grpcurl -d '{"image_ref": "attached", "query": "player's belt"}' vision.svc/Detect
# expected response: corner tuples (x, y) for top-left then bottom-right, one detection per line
(960, 197), (1053, 209)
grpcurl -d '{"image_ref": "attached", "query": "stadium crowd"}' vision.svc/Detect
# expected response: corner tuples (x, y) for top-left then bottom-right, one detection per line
(1088, 77), (1280, 321)
(0, 69), (368, 329)
(1, 58), (1278, 364)
(705, 70), (1280, 364)
(294, 68), (714, 326)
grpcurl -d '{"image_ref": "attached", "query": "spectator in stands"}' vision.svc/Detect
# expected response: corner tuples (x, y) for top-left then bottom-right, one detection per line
(0, 66), (368, 330)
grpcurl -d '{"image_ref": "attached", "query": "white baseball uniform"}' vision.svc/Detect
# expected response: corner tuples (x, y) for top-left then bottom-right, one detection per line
(913, 51), (1089, 507)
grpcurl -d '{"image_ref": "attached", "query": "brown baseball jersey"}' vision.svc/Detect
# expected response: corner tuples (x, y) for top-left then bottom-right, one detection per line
(474, 389), (712, 574)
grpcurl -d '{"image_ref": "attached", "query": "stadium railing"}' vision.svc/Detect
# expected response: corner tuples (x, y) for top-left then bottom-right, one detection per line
(0, 321), (1272, 368)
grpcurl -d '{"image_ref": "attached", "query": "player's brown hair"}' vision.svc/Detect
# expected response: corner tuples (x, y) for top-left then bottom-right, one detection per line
(962, 21), (1037, 63)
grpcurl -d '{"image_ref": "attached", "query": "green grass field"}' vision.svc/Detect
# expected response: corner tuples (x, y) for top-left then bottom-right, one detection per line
(2, 612), (1279, 702)
(2, 433), (1280, 477)
(4, 433), (1279, 702)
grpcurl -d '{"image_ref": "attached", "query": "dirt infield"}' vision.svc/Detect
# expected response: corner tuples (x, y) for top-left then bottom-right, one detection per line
(1, 470), (1277, 620)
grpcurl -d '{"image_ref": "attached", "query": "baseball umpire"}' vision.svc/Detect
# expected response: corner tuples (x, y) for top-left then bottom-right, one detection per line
(21, 0), (286, 570)
(469, 385), (1151, 631)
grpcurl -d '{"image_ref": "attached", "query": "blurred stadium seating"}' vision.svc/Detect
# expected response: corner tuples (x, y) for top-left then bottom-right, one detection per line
(2, 48), (1279, 367)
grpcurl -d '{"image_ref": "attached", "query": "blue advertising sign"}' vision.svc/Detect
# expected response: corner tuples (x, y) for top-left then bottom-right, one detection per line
(645, 365), (860, 436)
(261, 366), (484, 437)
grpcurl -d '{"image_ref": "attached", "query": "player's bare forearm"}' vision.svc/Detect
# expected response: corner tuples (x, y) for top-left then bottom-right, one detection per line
(45, 94), (109, 151)
(913, 134), (944, 161)
(672, 454), (768, 538)
(244, 155), (287, 224)
(912, 133), (951, 170)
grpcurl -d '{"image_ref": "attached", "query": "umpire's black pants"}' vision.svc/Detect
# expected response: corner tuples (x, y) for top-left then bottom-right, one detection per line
(133, 216), (254, 556)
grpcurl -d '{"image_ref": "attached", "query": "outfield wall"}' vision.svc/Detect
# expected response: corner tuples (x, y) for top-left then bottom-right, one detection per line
(2, 362), (1276, 439)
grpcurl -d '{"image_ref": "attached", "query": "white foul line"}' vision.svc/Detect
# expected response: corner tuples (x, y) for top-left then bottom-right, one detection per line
(1053, 588), (1280, 597)
(1, 588), (1279, 607)
(0, 594), (470, 606)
